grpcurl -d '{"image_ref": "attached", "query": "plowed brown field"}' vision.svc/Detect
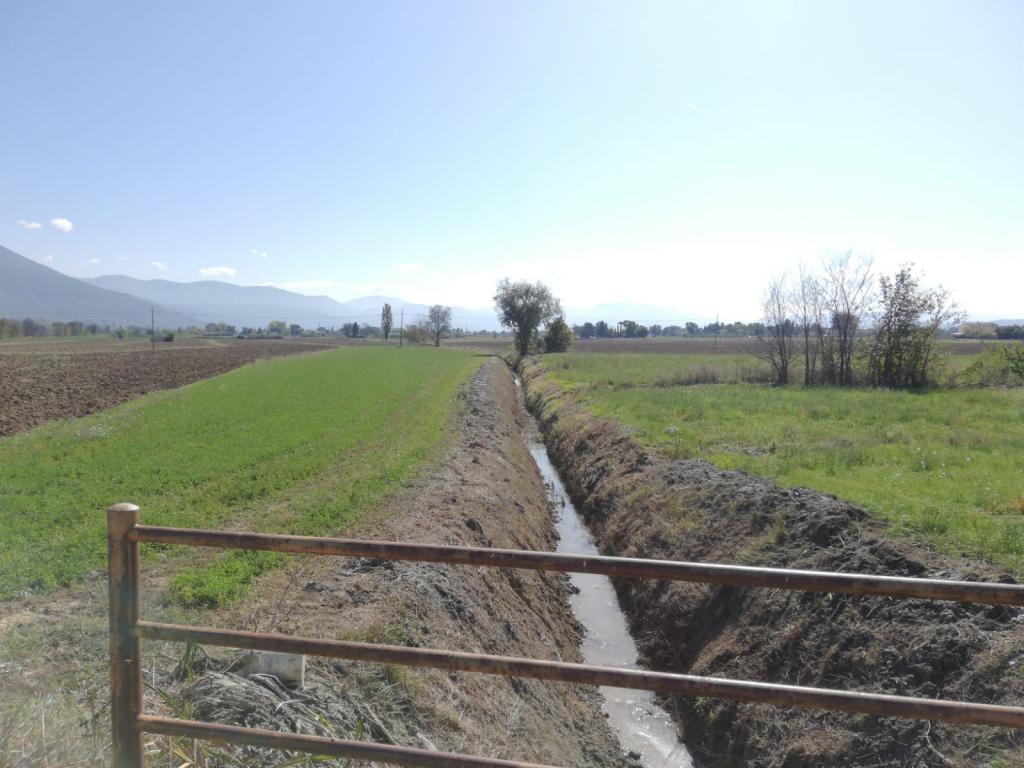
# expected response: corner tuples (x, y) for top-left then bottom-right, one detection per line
(0, 337), (355, 436)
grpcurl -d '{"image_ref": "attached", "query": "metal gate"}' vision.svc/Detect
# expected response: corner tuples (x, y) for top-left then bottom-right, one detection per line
(107, 502), (1024, 767)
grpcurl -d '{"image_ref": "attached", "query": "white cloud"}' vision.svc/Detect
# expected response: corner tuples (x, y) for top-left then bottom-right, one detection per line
(396, 262), (423, 273)
(200, 266), (237, 277)
(686, 101), (704, 114)
(50, 217), (74, 233)
(17, 219), (42, 230)
(150, 261), (168, 272)
(35, 253), (54, 264)
(86, 257), (101, 264)
(251, 249), (268, 259)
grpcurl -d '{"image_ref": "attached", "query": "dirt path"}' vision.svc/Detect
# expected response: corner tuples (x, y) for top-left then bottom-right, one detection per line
(520, 356), (1024, 768)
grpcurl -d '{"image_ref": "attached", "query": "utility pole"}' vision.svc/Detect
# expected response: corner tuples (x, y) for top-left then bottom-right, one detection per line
(398, 309), (404, 348)
(151, 306), (155, 352)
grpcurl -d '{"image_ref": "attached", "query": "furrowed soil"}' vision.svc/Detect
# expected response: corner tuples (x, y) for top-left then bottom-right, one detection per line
(519, 356), (1024, 768)
(1, 357), (629, 767)
(0, 337), (354, 436)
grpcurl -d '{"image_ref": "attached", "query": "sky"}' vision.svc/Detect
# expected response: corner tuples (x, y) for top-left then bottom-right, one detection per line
(1, 0), (1022, 321)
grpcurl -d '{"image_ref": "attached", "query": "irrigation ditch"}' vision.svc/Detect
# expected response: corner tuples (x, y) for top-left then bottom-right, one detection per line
(516, 355), (1024, 767)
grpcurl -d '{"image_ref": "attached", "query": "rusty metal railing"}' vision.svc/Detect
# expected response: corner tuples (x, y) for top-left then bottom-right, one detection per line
(108, 503), (1024, 768)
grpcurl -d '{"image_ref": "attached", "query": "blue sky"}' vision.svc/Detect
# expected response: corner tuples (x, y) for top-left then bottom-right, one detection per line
(2, 0), (1021, 320)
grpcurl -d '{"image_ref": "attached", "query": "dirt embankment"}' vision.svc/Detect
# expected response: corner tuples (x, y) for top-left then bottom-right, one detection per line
(0, 338), (352, 437)
(518, 357), (1024, 767)
(182, 357), (628, 767)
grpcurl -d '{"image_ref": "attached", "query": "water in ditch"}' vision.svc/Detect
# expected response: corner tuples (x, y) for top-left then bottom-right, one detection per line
(517, 386), (693, 766)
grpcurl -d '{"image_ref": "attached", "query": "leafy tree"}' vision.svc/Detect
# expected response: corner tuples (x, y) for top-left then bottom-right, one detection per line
(289, 323), (302, 337)
(267, 320), (288, 336)
(685, 322), (699, 336)
(865, 266), (962, 389)
(544, 317), (573, 352)
(428, 305), (452, 347)
(595, 320), (609, 338)
(381, 303), (393, 341)
(650, 324), (662, 337)
(493, 279), (562, 355)
(579, 322), (595, 339)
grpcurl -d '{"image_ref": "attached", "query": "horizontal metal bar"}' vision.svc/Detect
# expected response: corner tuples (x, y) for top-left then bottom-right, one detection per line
(138, 715), (557, 767)
(132, 525), (1024, 606)
(137, 621), (1024, 730)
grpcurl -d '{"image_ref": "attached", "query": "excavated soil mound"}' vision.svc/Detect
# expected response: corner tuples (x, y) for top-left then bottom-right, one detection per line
(520, 357), (1024, 768)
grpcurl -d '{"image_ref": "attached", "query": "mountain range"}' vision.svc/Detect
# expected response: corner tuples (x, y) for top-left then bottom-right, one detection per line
(0, 245), (194, 328)
(0, 246), (497, 330)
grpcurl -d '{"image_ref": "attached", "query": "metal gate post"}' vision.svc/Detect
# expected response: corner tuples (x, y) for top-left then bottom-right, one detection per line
(108, 503), (143, 768)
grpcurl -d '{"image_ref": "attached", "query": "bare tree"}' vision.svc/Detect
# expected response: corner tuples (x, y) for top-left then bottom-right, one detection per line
(791, 264), (824, 386)
(758, 274), (796, 386)
(820, 251), (874, 386)
(427, 305), (452, 347)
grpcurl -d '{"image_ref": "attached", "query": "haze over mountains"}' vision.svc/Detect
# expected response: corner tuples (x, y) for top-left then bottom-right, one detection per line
(0, 245), (194, 328)
(4, 246), (1011, 332)
(0, 246), (497, 330)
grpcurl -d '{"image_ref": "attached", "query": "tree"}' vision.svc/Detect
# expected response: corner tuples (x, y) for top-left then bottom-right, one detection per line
(544, 317), (573, 353)
(289, 323), (302, 337)
(758, 275), (796, 386)
(268, 320), (288, 336)
(493, 279), (562, 355)
(865, 265), (962, 389)
(381, 303), (393, 342)
(820, 251), (874, 386)
(791, 265), (825, 386)
(595, 320), (610, 338)
(428, 305), (452, 347)
(579, 322), (596, 339)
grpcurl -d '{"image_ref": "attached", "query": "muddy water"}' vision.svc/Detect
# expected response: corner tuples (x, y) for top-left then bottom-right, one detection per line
(515, 381), (693, 767)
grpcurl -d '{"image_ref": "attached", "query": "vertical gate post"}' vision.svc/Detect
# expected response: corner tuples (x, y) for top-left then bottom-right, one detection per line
(108, 503), (143, 768)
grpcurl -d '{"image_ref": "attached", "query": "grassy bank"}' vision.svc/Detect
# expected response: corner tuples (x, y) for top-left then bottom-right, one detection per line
(0, 346), (479, 603)
(543, 352), (1024, 571)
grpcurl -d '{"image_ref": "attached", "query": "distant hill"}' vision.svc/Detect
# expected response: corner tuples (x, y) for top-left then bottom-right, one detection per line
(85, 277), (498, 331)
(0, 245), (194, 328)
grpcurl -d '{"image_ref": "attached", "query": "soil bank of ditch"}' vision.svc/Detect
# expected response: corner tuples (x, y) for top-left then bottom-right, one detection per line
(518, 356), (1024, 768)
(180, 357), (630, 767)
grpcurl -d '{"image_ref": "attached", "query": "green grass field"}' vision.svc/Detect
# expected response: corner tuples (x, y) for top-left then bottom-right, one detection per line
(544, 351), (1024, 571)
(0, 346), (479, 603)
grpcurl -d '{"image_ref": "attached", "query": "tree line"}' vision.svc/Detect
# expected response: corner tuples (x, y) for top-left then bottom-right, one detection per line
(572, 319), (768, 339)
(757, 252), (964, 389)
(0, 318), (153, 339)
